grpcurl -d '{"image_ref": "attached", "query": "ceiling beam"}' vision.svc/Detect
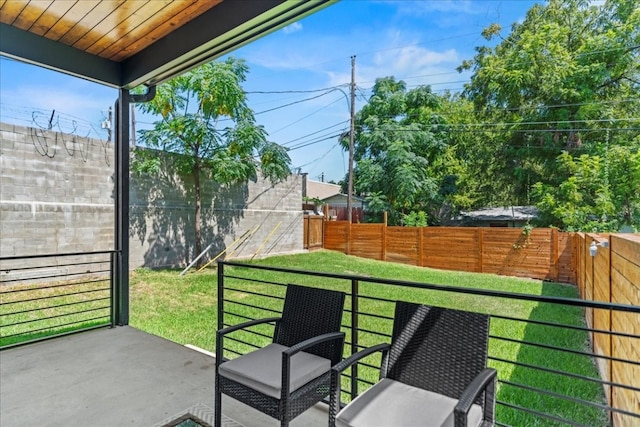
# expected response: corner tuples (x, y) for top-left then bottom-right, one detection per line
(0, 23), (121, 87)
(121, 0), (335, 89)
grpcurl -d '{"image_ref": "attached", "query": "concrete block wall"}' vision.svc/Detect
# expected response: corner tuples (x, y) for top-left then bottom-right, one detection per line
(0, 123), (115, 259)
(1, 122), (304, 270)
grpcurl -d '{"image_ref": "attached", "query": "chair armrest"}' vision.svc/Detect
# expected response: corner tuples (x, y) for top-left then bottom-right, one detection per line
(217, 316), (281, 337)
(332, 343), (390, 375)
(329, 343), (390, 426)
(215, 317), (281, 365)
(283, 331), (346, 357)
(454, 368), (497, 425)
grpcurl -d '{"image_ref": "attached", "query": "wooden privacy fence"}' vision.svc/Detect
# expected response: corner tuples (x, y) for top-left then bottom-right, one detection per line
(324, 222), (576, 282)
(324, 222), (640, 426)
(575, 233), (640, 427)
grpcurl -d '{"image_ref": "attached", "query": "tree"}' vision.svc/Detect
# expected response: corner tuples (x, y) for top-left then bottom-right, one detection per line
(133, 58), (291, 260)
(533, 147), (640, 231)
(459, 0), (640, 222)
(344, 77), (448, 225)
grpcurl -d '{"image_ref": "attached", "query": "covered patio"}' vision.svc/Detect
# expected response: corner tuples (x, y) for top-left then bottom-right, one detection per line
(0, 1), (334, 426)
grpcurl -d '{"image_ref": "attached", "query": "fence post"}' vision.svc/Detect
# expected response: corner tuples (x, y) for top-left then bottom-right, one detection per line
(418, 227), (424, 267)
(478, 228), (484, 273)
(552, 228), (559, 282)
(350, 279), (359, 400)
(381, 222), (387, 261)
(347, 221), (352, 255)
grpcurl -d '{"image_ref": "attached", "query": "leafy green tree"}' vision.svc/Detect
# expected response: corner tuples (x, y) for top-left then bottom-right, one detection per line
(344, 77), (448, 225)
(533, 147), (640, 231)
(133, 58), (290, 260)
(460, 0), (640, 221)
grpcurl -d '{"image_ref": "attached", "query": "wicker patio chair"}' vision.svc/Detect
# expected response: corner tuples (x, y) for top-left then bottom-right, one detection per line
(329, 301), (496, 427)
(215, 284), (346, 427)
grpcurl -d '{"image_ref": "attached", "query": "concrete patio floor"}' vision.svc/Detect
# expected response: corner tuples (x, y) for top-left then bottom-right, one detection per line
(0, 326), (328, 427)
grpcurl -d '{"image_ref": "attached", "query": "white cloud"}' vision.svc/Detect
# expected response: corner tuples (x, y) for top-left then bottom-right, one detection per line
(282, 22), (303, 34)
(325, 43), (462, 91)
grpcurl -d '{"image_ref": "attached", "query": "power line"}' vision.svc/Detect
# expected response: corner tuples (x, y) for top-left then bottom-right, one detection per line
(280, 120), (349, 147)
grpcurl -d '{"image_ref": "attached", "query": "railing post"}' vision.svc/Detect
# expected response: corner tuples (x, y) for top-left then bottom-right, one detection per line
(350, 279), (359, 400)
(218, 262), (225, 331)
(110, 251), (117, 328)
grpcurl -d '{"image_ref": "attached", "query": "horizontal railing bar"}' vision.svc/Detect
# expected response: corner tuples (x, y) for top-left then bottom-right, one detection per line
(0, 322), (110, 350)
(1, 287), (110, 305)
(1, 260), (111, 272)
(1, 296), (111, 316)
(500, 379), (640, 418)
(500, 379), (610, 413)
(223, 286), (285, 301)
(0, 250), (119, 261)
(496, 401), (590, 427)
(354, 326), (392, 338)
(219, 261), (640, 313)
(0, 306), (110, 328)
(0, 270), (111, 285)
(491, 313), (640, 340)
(356, 311), (394, 322)
(223, 312), (257, 323)
(224, 300), (281, 315)
(489, 356), (640, 393)
(222, 348), (243, 358)
(223, 274), (285, 287)
(492, 334), (640, 366)
(0, 278), (110, 295)
(223, 336), (261, 351)
(0, 315), (111, 340)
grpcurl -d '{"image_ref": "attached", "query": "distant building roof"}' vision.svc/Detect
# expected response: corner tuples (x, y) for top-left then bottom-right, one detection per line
(460, 206), (538, 222)
(322, 193), (365, 205)
(306, 180), (341, 200)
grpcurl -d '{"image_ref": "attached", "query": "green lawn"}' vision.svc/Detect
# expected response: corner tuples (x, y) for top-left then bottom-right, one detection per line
(129, 250), (607, 427)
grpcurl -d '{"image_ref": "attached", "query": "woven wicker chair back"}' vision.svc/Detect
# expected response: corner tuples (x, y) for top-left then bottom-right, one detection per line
(274, 285), (346, 364)
(387, 301), (490, 401)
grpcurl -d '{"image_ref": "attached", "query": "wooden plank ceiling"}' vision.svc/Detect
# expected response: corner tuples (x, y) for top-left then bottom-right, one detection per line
(0, 0), (222, 62)
(0, 0), (333, 88)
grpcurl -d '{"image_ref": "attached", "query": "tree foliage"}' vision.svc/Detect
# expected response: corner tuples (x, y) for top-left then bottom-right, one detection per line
(344, 77), (449, 225)
(133, 58), (291, 259)
(457, 0), (640, 230)
(346, 0), (639, 231)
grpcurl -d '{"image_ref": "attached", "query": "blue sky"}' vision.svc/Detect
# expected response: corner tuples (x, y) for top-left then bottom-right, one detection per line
(0, 0), (538, 183)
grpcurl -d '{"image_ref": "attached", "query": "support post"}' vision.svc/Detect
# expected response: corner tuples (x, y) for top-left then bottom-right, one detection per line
(350, 279), (359, 400)
(114, 89), (130, 325)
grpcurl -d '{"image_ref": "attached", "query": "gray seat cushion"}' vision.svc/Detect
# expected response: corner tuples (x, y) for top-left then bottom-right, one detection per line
(336, 378), (484, 427)
(218, 343), (331, 399)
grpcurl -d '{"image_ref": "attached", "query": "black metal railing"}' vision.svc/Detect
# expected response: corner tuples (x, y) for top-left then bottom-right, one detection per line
(217, 260), (640, 427)
(0, 251), (117, 348)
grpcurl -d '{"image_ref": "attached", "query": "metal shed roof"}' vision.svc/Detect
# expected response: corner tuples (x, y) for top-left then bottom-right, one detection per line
(0, 0), (333, 89)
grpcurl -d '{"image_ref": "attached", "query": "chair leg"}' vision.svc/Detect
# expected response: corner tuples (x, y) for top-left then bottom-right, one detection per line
(214, 379), (222, 427)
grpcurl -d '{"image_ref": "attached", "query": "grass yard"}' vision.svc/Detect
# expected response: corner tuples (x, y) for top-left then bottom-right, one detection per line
(130, 250), (608, 427)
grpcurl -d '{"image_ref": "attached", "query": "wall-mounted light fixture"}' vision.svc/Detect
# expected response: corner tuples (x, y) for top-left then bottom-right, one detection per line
(589, 240), (609, 257)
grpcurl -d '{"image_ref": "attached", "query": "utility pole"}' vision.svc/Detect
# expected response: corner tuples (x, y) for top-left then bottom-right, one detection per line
(347, 55), (356, 223)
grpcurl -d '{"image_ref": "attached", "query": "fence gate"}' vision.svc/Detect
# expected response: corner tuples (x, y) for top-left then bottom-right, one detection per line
(303, 215), (324, 250)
